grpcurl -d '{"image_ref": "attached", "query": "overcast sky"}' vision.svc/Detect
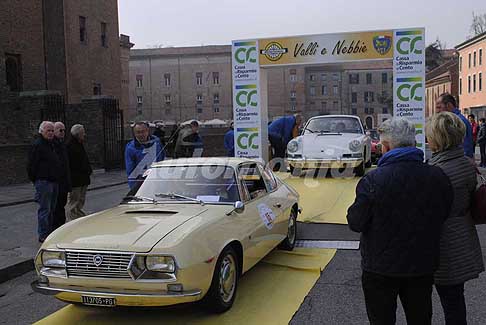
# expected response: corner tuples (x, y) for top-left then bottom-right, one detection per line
(119, 0), (485, 49)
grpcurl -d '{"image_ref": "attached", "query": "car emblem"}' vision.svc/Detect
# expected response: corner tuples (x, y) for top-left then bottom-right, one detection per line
(93, 255), (103, 267)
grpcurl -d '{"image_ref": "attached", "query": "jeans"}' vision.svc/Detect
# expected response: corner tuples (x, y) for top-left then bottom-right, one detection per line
(34, 180), (59, 240)
(362, 271), (433, 325)
(436, 283), (467, 325)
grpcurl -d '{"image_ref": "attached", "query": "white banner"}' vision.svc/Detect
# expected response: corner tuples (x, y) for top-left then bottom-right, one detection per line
(393, 28), (426, 152)
(232, 40), (263, 158)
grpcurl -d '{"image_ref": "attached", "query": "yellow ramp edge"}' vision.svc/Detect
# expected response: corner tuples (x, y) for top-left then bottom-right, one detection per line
(277, 172), (360, 224)
(35, 248), (336, 325)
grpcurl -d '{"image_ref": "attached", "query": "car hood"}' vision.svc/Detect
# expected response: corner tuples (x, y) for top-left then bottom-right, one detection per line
(53, 204), (208, 253)
(299, 133), (365, 158)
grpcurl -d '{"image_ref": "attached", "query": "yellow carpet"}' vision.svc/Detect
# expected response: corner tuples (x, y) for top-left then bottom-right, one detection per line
(35, 248), (336, 325)
(277, 172), (360, 224)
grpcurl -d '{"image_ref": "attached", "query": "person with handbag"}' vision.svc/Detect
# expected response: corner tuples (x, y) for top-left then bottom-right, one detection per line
(426, 112), (485, 325)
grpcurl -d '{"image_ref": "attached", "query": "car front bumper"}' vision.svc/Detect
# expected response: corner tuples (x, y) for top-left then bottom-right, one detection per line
(31, 280), (202, 307)
(288, 157), (363, 169)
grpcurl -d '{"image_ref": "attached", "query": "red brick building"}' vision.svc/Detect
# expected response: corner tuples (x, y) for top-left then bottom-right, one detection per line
(0, 0), (124, 104)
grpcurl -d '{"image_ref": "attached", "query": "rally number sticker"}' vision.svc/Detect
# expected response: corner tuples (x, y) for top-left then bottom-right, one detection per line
(257, 203), (276, 230)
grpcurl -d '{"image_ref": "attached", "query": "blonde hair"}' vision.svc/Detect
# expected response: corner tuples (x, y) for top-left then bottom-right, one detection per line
(426, 112), (465, 152)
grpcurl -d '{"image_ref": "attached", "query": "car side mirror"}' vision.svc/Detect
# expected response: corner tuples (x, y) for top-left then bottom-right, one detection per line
(227, 201), (245, 216)
(234, 201), (245, 214)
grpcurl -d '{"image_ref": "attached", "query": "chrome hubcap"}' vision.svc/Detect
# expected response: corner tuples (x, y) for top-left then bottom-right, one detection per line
(288, 213), (296, 245)
(219, 254), (236, 303)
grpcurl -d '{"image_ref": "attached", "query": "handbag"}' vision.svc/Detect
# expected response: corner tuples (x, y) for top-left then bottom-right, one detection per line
(472, 170), (486, 225)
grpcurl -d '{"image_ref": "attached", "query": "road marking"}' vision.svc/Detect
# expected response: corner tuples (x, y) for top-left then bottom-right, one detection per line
(296, 240), (359, 250)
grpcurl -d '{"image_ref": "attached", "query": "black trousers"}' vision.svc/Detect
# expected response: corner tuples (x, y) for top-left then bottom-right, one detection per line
(362, 271), (433, 325)
(436, 283), (467, 325)
(52, 190), (68, 231)
(480, 143), (486, 166)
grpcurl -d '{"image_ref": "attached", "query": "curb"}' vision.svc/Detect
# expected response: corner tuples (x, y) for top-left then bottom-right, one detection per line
(0, 259), (34, 284)
(0, 181), (127, 208)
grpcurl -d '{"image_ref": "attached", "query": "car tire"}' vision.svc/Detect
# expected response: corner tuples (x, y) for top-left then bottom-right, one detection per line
(290, 166), (302, 177)
(279, 208), (297, 251)
(203, 246), (239, 313)
(354, 161), (365, 177)
(364, 149), (372, 168)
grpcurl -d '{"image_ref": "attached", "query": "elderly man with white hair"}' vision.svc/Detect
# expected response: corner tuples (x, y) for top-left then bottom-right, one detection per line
(346, 118), (453, 324)
(66, 124), (92, 221)
(27, 121), (63, 242)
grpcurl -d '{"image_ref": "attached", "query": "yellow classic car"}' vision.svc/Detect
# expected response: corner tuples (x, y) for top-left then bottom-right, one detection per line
(32, 158), (300, 313)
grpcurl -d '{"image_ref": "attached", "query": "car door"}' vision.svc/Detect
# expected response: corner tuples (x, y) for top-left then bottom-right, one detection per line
(258, 164), (288, 242)
(236, 163), (280, 271)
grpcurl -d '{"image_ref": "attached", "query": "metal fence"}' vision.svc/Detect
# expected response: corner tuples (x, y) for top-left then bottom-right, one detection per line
(102, 98), (125, 170)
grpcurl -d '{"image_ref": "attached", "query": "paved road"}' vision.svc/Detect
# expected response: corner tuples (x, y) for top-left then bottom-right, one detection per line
(2, 184), (486, 324)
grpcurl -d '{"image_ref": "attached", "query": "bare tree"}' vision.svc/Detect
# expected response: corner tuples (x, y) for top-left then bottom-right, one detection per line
(470, 12), (486, 37)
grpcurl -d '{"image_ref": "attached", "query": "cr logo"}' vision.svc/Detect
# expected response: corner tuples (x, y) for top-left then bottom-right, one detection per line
(235, 47), (257, 64)
(236, 90), (258, 107)
(397, 83), (423, 101)
(397, 36), (423, 55)
(237, 132), (259, 150)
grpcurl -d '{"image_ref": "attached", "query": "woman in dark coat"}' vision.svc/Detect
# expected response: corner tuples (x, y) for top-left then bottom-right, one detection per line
(426, 112), (484, 325)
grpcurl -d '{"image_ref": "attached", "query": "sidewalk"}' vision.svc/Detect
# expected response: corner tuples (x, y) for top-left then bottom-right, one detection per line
(0, 169), (127, 207)
(0, 170), (127, 283)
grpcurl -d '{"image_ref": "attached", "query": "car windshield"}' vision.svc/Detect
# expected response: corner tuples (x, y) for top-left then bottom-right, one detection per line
(127, 165), (240, 204)
(304, 117), (363, 134)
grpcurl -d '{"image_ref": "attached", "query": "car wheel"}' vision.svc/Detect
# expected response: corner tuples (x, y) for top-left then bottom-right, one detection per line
(290, 165), (302, 177)
(354, 161), (365, 177)
(203, 246), (239, 313)
(279, 208), (297, 251)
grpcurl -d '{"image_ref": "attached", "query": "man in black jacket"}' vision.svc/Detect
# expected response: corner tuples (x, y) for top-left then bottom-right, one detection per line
(347, 118), (453, 324)
(52, 122), (71, 230)
(66, 124), (92, 221)
(27, 121), (62, 242)
(478, 118), (486, 167)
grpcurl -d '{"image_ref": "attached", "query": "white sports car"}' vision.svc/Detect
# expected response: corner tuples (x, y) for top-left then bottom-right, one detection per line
(287, 115), (372, 176)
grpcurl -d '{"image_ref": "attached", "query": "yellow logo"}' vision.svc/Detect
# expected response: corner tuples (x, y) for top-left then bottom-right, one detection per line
(260, 42), (288, 62)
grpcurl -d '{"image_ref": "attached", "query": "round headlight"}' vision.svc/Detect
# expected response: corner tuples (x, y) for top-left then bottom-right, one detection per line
(287, 140), (299, 153)
(349, 140), (362, 152)
(145, 256), (176, 273)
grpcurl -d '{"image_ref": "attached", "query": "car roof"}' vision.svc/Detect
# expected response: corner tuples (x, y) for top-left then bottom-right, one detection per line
(308, 115), (360, 120)
(151, 157), (263, 169)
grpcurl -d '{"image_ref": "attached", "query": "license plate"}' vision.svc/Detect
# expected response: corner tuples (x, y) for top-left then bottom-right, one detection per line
(81, 295), (116, 307)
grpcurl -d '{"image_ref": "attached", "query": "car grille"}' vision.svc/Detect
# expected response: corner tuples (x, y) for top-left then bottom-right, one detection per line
(66, 251), (134, 279)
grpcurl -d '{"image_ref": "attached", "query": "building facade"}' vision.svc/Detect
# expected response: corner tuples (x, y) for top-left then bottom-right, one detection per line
(425, 54), (459, 118)
(129, 46), (393, 128)
(1, 0), (124, 104)
(456, 32), (486, 118)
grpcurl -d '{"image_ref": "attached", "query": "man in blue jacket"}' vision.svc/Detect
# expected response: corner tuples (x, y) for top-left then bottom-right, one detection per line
(436, 93), (474, 158)
(347, 118), (452, 324)
(224, 122), (235, 157)
(125, 121), (165, 189)
(268, 114), (303, 159)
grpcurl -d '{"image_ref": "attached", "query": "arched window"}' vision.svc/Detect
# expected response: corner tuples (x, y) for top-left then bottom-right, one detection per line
(5, 54), (22, 92)
(365, 116), (373, 129)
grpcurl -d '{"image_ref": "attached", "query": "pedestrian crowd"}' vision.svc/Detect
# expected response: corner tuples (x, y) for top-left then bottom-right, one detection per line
(348, 93), (485, 325)
(28, 121), (92, 243)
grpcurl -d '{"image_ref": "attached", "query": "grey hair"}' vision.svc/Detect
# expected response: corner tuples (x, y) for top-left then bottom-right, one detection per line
(378, 118), (416, 148)
(71, 124), (85, 138)
(38, 121), (53, 134)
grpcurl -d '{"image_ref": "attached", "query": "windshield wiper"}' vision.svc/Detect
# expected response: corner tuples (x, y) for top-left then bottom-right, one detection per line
(155, 192), (205, 205)
(123, 195), (158, 204)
